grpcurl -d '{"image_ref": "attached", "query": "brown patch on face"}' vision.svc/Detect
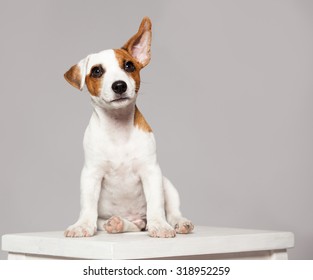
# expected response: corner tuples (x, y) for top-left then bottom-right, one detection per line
(85, 65), (104, 97)
(64, 64), (82, 90)
(114, 49), (141, 93)
(134, 106), (152, 132)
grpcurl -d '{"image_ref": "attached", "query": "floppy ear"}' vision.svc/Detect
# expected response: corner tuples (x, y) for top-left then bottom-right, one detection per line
(64, 56), (89, 91)
(122, 17), (152, 67)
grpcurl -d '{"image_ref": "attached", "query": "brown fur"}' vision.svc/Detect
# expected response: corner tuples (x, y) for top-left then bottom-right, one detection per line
(64, 64), (82, 90)
(85, 67), (103, 97)
(114, 49), (141, 93)
(122, 17), (152, 67)
(134, 106), (152, 132)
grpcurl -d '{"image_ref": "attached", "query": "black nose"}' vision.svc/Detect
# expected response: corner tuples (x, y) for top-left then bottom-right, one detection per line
(112, 80), (127, 94)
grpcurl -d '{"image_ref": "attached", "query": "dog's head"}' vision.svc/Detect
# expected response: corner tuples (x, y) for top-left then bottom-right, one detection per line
(64, 17), (152, 109)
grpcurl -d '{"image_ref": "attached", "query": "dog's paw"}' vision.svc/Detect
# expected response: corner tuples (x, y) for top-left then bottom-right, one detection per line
(64, 223), (96, 238)
(148, 220), (176, 238)
(105, 216), (124, 233)
(133, 219), (146, 230)
(174, 219), (194, 234)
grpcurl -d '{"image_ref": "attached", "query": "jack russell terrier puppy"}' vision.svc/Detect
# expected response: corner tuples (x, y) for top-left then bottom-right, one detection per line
(64, 17), (193, 238)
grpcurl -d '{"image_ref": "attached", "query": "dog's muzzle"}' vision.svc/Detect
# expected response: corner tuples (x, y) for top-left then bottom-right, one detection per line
(112, 80), (127, 94)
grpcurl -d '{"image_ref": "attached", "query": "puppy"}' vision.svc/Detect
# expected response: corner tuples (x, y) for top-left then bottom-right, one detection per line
(64, 17), (193, 238)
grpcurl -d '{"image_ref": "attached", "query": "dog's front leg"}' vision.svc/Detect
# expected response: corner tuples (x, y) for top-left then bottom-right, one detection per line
(65, 166), (102, 237)
(140, 162), (176, 238)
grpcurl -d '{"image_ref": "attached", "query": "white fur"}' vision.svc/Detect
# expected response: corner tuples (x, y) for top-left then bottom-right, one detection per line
(65, 44), (193, 239)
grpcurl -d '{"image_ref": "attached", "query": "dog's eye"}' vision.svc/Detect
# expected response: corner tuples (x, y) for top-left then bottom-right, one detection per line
(124, 61), (135, 72)
(91, 65), (104, 78)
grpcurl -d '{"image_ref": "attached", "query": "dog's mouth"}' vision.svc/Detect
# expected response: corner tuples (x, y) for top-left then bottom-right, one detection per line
(110, 97), (130, 103)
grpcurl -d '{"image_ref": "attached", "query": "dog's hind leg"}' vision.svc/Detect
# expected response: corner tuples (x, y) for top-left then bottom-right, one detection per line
(97, 216), (146, 233)
(163, 176), (194, 234)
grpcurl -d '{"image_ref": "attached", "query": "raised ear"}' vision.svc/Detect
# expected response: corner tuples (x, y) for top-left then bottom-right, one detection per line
(64, 56), (89, 91)
(122, 17), (152, 67)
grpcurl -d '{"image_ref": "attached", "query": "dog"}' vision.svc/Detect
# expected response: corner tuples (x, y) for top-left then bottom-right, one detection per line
(63, 17), (193, 238)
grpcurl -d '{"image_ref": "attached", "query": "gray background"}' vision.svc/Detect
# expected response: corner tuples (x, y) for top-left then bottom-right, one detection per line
(0, 0), (312, 260)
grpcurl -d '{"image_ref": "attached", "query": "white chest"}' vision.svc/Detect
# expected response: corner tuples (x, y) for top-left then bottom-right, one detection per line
(97, 160), (147, 221)
(83, 111), (156, 165)
(82, 109), (156, 220)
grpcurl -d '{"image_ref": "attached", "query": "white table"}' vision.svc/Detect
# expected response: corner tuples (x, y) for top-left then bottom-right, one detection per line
(1, 226), (294, 260)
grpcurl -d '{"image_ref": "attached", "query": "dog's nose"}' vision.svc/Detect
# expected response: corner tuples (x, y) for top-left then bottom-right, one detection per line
(112, 80), (127, 94)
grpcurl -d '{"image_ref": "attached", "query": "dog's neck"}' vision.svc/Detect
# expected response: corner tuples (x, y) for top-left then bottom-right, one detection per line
(92, 101), (136, 142)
